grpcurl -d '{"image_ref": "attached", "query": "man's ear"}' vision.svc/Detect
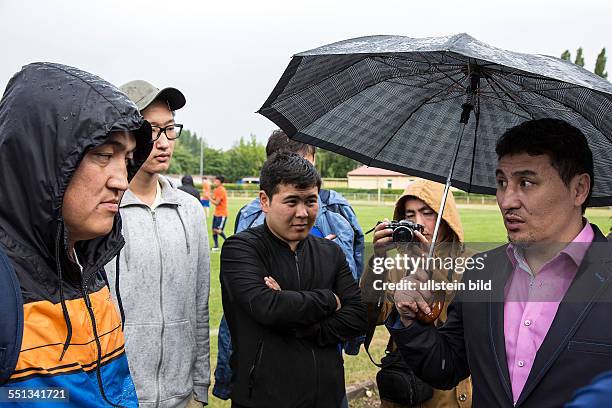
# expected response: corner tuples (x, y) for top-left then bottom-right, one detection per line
(259, 190), (271, 214)
(572, 173), (591, 208)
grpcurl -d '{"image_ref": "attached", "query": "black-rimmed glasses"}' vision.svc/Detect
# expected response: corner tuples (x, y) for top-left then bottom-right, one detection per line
(151, 123), (183, 141)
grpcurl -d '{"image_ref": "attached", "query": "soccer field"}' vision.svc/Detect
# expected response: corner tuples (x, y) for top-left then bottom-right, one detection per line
(204, 198), (611, 407)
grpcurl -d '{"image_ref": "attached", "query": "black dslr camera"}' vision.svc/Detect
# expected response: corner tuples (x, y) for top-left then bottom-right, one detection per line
(379, 220), (424, 242)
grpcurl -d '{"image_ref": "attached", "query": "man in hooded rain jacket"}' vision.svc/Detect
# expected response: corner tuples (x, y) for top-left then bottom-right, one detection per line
(0, 62), (152, 407)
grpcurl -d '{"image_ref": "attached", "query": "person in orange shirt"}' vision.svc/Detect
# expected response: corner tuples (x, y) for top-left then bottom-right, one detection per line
(211, 175), (228, 251)
(200, 178), (211, 218)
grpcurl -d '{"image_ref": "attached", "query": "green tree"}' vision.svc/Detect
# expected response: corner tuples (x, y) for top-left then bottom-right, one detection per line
(595, 48), (608, 79)
(561, 50), (571, 61)
(575, 47), (585, 67)
(224, 135), (266, 182)
(168, 141), (199, 175)
(203, 145), (228, 176)
(315, 149), (361, 178)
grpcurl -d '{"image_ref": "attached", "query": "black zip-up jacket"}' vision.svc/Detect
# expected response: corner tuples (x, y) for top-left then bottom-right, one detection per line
(220, 222), (367, 408)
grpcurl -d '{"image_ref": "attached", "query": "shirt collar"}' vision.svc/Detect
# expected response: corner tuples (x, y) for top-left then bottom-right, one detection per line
(506, 219), (594, 270)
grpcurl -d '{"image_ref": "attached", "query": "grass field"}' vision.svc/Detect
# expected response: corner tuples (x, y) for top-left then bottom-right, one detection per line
(203, 198), (611, 407)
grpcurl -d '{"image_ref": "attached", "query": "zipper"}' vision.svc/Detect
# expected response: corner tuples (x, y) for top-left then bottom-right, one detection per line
(248, 339), (264, 399)
(151, 210), (166, 408)
(295, 250), (319, 405)
(294, 252), (301, 289)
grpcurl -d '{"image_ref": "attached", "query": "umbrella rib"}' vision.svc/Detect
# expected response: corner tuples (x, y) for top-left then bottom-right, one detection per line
(423, 93), (467, 105)
(487, 66), (588, 93)
(369, 80), (461, 165)
(478, 85), (584, 94)
(373, 55), (464, 74)
(422, 54), (468, 92)
(489, 74), (576, 112)
(478, 97), (533, 120)
(480, 94), (573, 112)
(386, 74), (454, 89)
(496, 74), (612, 139)
(433, 51), (472, 68)
(392, 67), (466, 92)
(481, 74), (536, 119)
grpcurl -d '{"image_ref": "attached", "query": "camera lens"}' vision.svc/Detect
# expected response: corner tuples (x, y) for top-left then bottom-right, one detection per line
(392, 226), (414, 242)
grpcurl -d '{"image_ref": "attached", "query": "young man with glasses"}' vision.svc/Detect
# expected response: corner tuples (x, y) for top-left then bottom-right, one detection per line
(105, 80), (211, 407)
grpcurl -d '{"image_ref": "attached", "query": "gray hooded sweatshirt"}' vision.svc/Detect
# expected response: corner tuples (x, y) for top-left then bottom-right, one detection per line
(106, 175), (210, 407)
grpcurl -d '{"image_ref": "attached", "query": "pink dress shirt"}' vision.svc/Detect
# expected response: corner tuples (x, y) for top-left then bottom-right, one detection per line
(504, 222), (594, 404)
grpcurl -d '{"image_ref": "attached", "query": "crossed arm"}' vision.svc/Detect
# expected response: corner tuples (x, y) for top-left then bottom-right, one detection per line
(220, 237), (367, 344)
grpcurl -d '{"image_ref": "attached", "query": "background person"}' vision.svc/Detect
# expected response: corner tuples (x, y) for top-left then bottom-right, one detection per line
(361, 179), (472, 407)
(179, 174), (201, 200)
(211, 175), (228, 251)
(201, 178), (211, 217)
(106, 79), (211, 407)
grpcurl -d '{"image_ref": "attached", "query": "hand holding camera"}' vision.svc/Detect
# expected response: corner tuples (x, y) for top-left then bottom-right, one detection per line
(371, 218), (427, 257)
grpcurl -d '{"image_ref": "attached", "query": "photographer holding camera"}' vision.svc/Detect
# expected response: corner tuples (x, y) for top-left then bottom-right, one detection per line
(361, 179), (473, 408)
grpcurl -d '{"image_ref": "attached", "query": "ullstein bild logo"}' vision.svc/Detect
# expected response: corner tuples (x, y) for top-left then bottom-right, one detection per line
(371, 278), (492, 292)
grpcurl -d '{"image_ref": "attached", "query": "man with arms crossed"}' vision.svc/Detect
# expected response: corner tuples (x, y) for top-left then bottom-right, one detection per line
(221, 153), (367, 407)
(388, 119), (612, 407)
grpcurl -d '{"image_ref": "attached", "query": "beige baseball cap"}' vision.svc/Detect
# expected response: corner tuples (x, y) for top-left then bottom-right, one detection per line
(119, 80), (186, 112)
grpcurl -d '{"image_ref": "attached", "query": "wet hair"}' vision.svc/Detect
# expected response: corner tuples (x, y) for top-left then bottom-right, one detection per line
(215, 175), (225, 183)
(496, 118), (594, 213)
(266, 129), (316, 159)
(260, 152), (321, 199)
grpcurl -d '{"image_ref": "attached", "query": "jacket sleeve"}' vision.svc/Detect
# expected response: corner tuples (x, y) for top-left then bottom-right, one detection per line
(221, 236), (339, 328)
(385, 290), (470, 390)
(295, 247), (367, 346)
(339, 204), (365, 280)
(321, 211), (358, 279)
(193, 206), (211, 403)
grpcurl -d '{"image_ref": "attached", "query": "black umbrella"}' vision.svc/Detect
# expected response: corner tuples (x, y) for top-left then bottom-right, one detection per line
(259, 32), (612, 220)
(259, 33), (612, 322)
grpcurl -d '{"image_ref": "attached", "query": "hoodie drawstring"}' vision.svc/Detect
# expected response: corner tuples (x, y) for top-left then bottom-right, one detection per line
(176, 206), (191, 254)
(55, 224), (73, 361)
(115, 253), (126, 331)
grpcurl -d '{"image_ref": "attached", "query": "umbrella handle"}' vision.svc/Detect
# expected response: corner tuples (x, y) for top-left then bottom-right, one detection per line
(416, 290), (445, 324)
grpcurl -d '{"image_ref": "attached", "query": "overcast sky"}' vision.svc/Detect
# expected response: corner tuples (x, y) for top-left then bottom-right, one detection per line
(1, 0), (610, 149)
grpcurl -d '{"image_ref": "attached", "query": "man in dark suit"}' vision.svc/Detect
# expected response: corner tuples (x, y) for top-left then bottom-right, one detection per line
(383, 119), (612, 407)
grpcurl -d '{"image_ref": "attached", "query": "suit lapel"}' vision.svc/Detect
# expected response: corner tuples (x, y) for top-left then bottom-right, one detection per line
(488, 248), (514, 403)
(515, 228), (612, 406)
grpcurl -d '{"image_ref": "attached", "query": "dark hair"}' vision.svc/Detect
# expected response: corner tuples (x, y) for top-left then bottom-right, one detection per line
(266, 129), (316, 159)
(215, 175), (225, 183)
(496, 118), (594, 213)
(260, 152), (321, 199)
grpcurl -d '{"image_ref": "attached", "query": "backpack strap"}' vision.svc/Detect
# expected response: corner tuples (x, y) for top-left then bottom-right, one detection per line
(0, 244), (23, 385)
